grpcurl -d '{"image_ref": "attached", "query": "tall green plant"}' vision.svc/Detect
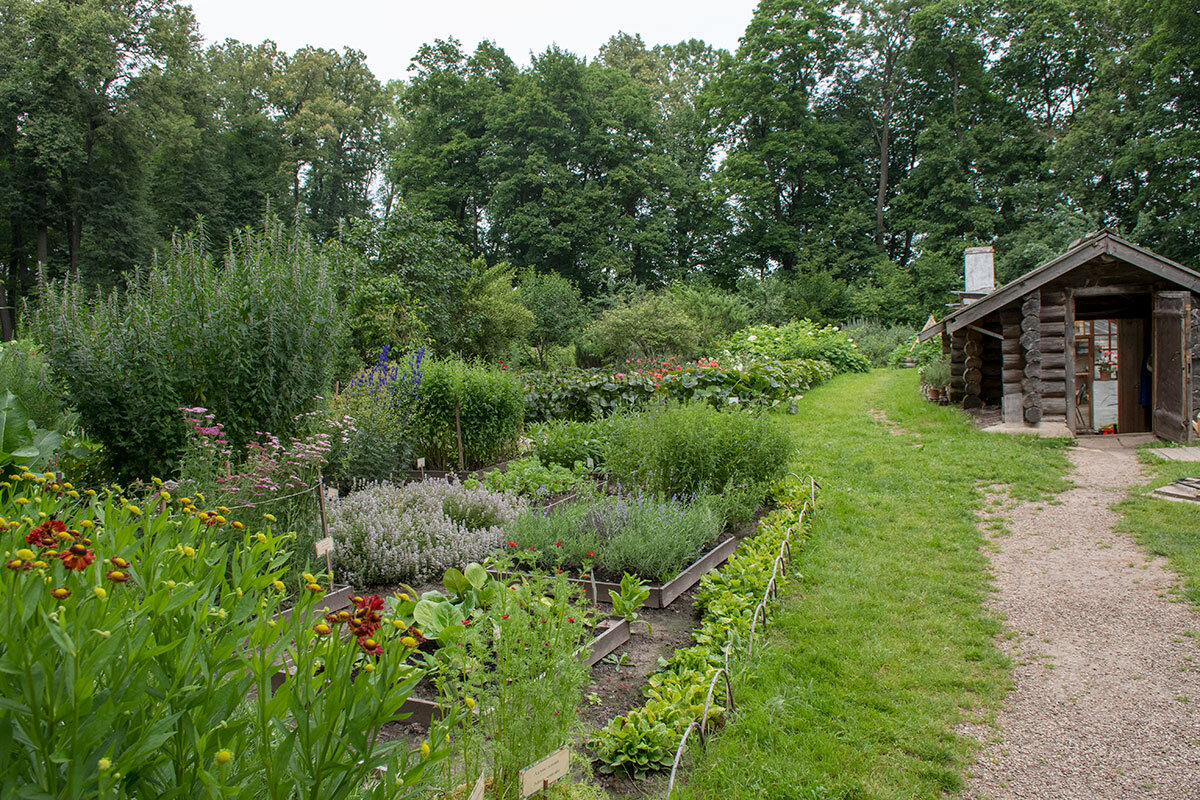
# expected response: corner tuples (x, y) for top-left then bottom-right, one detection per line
(32, 218), (344, 480)
(412, 359), (524, 469)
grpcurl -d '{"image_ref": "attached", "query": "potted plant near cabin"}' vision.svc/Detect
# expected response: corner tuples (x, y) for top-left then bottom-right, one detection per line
(919, 358), (951, 402)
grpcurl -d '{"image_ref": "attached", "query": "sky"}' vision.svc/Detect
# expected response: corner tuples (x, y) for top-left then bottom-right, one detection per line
(184, 0), (761, 82)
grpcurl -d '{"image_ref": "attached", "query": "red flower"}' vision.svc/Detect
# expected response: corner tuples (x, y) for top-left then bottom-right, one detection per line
(567, 617), (575, 624)
(357, 637), (383, 656)
(507, 541), (517, 548)
(61, 543), (95, 571)
(104, 570), (129, 583)
(108, 556), (130, 569)
(50, 587), (71, 600)
(554, 541), (562, 547)
(462, 619), (471, 626)
(586, 552), (594, 558)
(26, 519), (67, 548)
(354, 594), (385, 612)
(501, 614), (510, 620)
(5, 559), (28, 571)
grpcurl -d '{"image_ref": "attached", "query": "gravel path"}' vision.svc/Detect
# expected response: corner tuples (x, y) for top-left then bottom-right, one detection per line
(966, 437), (1200, 800)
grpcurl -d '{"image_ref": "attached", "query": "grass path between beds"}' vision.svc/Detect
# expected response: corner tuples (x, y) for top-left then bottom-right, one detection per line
(672, 369), (1072, 800)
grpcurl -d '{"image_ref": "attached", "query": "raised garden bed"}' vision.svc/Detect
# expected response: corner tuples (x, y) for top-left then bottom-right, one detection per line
(491, 536), (738, 610)
(395, 617), (630, 727)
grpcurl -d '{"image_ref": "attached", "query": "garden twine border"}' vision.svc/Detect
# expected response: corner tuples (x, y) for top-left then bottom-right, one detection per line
(664, 474), (819, 799)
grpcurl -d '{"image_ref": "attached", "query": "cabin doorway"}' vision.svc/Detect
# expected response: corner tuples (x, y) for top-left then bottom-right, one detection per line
(1072, 313), (1152, 434)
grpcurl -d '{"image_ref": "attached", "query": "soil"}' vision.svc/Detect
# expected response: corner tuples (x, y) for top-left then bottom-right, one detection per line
(964, 436), (1200, 799)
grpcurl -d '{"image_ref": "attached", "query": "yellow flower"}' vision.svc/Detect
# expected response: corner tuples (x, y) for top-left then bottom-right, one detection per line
(263, 513), (276, 523)
(127, 505), (142, 517)
(256, 532), (267, 543)
(305, 583), (324, 593)
(420, 741), (430, 757)
(15, 548), (34, 561)
(272, 580), (286, 592)
(14, 498), (29, 505)
(214, 749), (232, 765)
(217, 506), (229, 514)
(182, 546), (196, 558)
(62, 482), (73, 490)
(213, 514), (226, 524)
(267, 620), (277, 628)
(79, 519), (94, 529)
(401, 636), (418, 648)
(302, 572), (316, 583)
(363, 662), (375, 673)
(98, 758), (111, 771)
(151, 477), (163, 486)
(93, 586), (107, 601)
(32, 560), (47, 569)
(217, 608), (227, 620)
(231, 521), (245, 530)
(159, 491), (171, 500)
(398, 592), (409, 601)
(464, 696), (476, 710)
(66, 490), (79, 498)
(165, 580), (176, 589)
(85, 489), (97, 497)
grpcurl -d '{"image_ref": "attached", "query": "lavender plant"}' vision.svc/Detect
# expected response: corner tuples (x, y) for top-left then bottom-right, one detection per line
(329, 479), (524, 585)
(502, 492), (721, 583)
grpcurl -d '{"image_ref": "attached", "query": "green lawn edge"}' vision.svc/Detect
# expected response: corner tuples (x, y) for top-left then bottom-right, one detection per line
(672, 369), (1072, 800)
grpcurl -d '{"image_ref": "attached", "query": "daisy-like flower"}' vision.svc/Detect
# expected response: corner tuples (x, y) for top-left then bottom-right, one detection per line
(263, 513), (276, 523)
(61, 543), (96, 571)
(312, 622), (332, 636)
(305, 583), (324, 593)
(105, 570), (129, 583)
(109, 556), (130, 569)
(5, 558), (26, 571)
(51, 587), (71, 600)
(400, 636), (418, 648)
(357, 637), (383, 656)
(231, 521), (245, 530)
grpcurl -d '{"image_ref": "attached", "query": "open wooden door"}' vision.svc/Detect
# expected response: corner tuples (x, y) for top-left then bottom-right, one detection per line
(1152, 291), (1191, 442)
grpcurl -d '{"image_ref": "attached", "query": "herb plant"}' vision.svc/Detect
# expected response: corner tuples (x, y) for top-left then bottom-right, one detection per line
(474, 456), (586, 501)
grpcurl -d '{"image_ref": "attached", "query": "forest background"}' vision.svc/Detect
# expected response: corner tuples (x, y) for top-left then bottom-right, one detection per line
(1, 0), (1196, 355)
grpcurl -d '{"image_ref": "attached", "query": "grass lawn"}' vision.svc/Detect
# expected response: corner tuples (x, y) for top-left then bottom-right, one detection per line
(1115, 448), (1200, 608)
(673, 369), (1072, 800)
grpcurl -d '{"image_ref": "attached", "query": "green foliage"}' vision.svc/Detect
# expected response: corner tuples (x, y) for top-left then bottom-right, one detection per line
(412, 359), (524, 469)
(32, 218), (342, 480)
(659, 358), (835, 410)
(520, 270), (588, 366)
(529, 418), (615, 469)
(888, 334), (943, 369)
(723, 320), (871, 374)
(327, 348), (424, 483)
(0, 340), (72, 431)
(0, 391), (61, 471)
(475, 456), (586, 501)
(918, 356), (951, 388)
(584, 293), (701, 363)
(609, 572), (652, 634)
(522, 370), (660, 423)
(842, 320), (918, 368)
(590, 479), (814, 777)
(503, 493), (723, 583)
(343, 274), (430, 367)
(454, 259), (535, 360)
(670, 284), (754, 351)
(0, 473), (448, 799)
(602, 404), (793, 501)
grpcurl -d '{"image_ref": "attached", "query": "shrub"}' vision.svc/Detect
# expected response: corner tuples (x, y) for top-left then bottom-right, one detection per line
(584, 293), (701, 363)
(0, 340), (71, 430)
(602, 404), (793, 501)
(529, 418), (616, 469)
(659, 357), (835, 409)
(329, 479), (524, 585)
(520, 269), (588, 368)
(502, 492), (722, 583)
(0, 468), (448, 799)
(412, 359), (524, 470)
(669, 284), (753, 351)
(843, 319), (917, 368)
(919, 357), (952, 388)
(32, 218), (342, 480)
(522, 369), (659, 423)
(723, 320), (870, 374)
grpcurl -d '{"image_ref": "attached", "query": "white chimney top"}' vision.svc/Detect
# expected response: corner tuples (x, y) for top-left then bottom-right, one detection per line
(964, 246), (995, 296)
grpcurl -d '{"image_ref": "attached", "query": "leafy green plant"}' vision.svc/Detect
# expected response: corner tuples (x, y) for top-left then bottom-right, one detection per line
(609, 572), (651, 635)
(0, 390), (62, 471)
(529, 418), (615, 469)
(412, 359), (524, 469)
(889, 334), (944, 369)
(722, 320), (870, 374)
(32, 217), (343, 480)
(919, 357), (951, 388)
(583, 293), (702, 363)
(843, 319), (918, 368)
(473, 455), (586, 500)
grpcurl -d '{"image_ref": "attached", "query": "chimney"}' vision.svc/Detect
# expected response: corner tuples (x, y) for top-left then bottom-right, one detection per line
(964, 246), (995, 298)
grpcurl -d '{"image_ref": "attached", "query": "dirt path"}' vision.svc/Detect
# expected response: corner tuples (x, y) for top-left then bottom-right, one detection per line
(966, 438), (1200, 799)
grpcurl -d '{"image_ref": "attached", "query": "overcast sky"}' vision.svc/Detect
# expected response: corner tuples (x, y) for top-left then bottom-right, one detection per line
(185, 1), (760, 82)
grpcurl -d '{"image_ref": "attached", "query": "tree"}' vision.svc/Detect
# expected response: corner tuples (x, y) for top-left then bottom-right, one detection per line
(519, 269), (587, 367)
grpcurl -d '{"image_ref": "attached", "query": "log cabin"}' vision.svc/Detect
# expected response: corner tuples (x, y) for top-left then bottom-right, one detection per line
(919, 230), (1200, 442)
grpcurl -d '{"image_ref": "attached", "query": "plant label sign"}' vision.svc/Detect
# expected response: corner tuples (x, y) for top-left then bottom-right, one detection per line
(416, 457), (426, 470)
(314, 537), (334, 558)
(519, 746), (569, 797)
(467, 772), (486, 800)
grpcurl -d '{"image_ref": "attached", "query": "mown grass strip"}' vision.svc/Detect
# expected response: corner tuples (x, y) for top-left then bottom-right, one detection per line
(672, 369), (1071, 800)
(1116, 449), (1200, 608)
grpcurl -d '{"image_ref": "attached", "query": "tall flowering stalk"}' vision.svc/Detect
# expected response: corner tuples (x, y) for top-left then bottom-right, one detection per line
(332, 346), (425, 482)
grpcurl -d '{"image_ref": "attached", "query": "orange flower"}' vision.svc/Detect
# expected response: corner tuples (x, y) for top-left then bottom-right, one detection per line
(312, 622), (332, 636)
(109, 556), (130, 569)
(105, 570), (129, 583)
(357, 637), (383, 656)
(50, 587), (71, 600)
(61, 543), (96, 571)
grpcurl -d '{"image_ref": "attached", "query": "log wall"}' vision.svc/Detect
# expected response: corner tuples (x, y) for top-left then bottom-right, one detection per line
(964, 327), (984, 409)
(1040, 290), (1068, 423)
(1020, 291), (1042, 423)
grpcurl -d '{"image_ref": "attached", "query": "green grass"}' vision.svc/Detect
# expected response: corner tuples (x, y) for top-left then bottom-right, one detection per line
(1115, 450), (1200, 607)
(673, 370), (1072, 800)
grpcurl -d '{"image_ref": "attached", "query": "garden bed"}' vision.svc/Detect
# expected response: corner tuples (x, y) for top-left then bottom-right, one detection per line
(490, 536), (738, 610)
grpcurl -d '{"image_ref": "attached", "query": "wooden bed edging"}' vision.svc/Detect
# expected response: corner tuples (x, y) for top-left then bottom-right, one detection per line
(488, 536), (739, 610)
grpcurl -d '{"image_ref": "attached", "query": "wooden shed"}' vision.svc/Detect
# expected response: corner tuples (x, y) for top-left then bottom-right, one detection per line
(919, 230), (1200, 442)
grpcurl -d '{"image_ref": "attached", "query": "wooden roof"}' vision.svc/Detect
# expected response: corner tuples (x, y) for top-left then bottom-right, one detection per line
(919, 231), (1200, 341)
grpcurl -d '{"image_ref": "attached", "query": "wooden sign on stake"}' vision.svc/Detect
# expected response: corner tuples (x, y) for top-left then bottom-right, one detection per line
(316, 473), (334, 578)
(519, 746), (569, 798)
